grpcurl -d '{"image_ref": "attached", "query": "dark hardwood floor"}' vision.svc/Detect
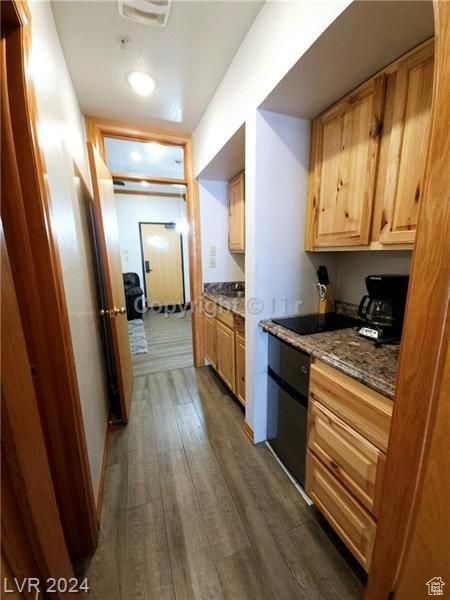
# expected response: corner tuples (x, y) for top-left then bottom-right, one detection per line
(85, 366), (364, 599)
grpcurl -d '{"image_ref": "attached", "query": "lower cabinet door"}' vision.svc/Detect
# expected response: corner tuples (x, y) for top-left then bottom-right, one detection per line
(235, 333), (245, 405)
(216, 322), (235, 391)
(204, 314), (217, 368)
(306, 450), (376, 571)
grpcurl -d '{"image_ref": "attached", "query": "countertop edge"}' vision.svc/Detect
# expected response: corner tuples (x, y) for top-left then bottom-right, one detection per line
(203, 292), (245, 318)
(260, 319), (396, 400)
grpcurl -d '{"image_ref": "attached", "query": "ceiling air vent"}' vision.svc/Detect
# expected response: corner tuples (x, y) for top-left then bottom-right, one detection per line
(118, 0), (172, 27)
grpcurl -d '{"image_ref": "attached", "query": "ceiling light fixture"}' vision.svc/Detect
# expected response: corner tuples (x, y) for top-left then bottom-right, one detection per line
(127, 71), (156, 96)
(140, 180), (149, 187)
(130, 151), (142, 161)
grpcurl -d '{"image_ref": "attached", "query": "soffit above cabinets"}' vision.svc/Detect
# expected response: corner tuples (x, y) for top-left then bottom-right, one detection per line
(260, 0), (434, 119)
(51, 1), (264, 132)
(197, 126), (245, 181)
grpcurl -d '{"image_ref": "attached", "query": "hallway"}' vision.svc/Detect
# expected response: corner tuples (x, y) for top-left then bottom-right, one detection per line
(85, 366), (363, 599)
(132, 310), (194, 377)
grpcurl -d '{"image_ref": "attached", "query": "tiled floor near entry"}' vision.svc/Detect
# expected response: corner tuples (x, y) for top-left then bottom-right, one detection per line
(84, 364), (364, 599)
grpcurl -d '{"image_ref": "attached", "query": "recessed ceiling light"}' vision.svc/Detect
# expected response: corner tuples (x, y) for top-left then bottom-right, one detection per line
(140, 180), (149, 187)
(127, 71), (156, 96)
(130, 151), (142, 161)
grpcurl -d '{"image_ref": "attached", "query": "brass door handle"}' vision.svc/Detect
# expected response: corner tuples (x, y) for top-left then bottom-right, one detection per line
(118, 306), (126, 315)
(100, 307), (126, 318)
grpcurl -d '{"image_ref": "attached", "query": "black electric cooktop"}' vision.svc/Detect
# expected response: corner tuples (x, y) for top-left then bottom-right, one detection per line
(272, 313), (359, 336)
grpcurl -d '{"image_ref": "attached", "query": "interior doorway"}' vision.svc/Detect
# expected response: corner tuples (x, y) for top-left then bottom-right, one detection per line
(140, 222), (186, 309)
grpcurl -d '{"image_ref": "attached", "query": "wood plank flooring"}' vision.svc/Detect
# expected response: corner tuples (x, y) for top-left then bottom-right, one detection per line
(132, 310), (193, 376)
(85, 366), (364, 599)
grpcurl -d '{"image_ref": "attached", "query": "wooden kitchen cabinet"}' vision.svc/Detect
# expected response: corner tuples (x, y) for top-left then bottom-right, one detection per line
(306, 451), (377, 571)
(305, 39), (434, 251)
(228, 172), (245, 253)
(235, 333), (246, 405)
(204, 313), (217, 368)
(216, 321), (235, 391)
(373, 41), (434, 245)
(307, 76), (384, 248)
(306, 359), (393, 571)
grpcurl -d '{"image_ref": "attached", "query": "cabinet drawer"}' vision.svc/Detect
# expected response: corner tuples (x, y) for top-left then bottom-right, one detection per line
(306, 451), (376, 571)
(308, 399), (385, 517)
(310, 361), (393, 452)
(203, 298), (217, 316)
(216, 305), (235, 329)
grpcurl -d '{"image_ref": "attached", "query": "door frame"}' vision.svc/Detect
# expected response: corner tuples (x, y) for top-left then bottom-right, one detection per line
(139, 221), (187, 309)
(365, 2), (449, 598)
(85, 117), (204, 366)
(1, 0), (98, 560)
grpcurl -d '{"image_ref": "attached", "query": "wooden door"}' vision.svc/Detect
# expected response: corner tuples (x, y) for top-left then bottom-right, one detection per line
(141, 223), (184, 306)
(377, 42), (434, 245)
(311, 77), (384, 247)
(216, 321), (235, 391)
(228, 172), (245, 252)
(1, 221), (74, 596)
(88, 143), (133, 422)
(204, 313), (217, 368)
(235, 332), (246, 405)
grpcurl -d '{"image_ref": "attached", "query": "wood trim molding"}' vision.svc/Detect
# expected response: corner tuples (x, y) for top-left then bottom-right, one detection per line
(365, 3), (450, 597)
(96, 423), (110, 520)
(243, 421), (254, 443)
(114, 189), (186, 199)
(111, 172), (188, 186)
(2, 0), (98, 561)
(85, 116), (205, 367)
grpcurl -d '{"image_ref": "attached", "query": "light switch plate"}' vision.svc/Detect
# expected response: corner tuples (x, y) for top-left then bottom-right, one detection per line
(209, 256), (216, 268)
(209, 245), (216, 257)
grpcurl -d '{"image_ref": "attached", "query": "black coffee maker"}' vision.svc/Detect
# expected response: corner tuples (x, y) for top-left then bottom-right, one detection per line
(357, 275), (409, 344)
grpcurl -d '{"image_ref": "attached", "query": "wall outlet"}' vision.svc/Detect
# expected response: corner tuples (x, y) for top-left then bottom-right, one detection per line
(209, 256), (216, 268)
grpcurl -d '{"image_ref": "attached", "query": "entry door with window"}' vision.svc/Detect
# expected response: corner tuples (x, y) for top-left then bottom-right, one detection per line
(141, 223), (185, 307)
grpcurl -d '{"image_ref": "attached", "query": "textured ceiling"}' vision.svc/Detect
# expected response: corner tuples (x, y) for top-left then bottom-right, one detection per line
(51, 0), (263, 132)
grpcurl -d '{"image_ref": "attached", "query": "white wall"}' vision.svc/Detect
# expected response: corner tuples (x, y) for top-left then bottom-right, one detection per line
(246, 110), (338, 442)
(30, 1), (109, 504)
(115, 194), (191, 302)
(199, 180), (245, 283)
(334, 251), (412, 305)
(193, 0), (351, 176)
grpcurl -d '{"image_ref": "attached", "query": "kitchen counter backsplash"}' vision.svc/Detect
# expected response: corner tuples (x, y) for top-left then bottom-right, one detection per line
(260, 319), (399, 399)
(204, 281), (245, 293)
(335, 300), (360, 320)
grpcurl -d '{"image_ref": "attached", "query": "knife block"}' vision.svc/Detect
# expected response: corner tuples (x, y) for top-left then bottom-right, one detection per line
(318, 285), (335, 314)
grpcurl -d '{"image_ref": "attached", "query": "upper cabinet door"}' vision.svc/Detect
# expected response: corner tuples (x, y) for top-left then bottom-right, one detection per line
(376, 42), (434, 245)
(310, 76), (385, 248)
(228, 172), (245, 253)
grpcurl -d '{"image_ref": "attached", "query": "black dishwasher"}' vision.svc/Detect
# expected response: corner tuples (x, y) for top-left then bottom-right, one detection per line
(267, 334), (310, 486)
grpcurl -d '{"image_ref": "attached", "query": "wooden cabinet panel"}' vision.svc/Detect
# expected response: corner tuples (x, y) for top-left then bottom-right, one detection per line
(228, 172), (245, 253)
(308, 399), (386, 517)
(306, 451), (376, 571)
(204, 314), (217, 368)
(235, 333), (246, 406)
(216, 305), (235, 329)
(311, 76), (384, 247)
(309, 360), (393, 452)
(376, 42), (434, 245)
(217, 322), (235, 391)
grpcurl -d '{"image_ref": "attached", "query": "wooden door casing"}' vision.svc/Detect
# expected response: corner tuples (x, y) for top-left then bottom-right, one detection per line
(88, 143), (133, 422)
(377, 41), (434, 245)
(140, 223), (184, 306)
(216, 321), (235, 391)
(228, 172), (245, 253)
(311, 76), (384, 247)
(1, 220), (73, 595)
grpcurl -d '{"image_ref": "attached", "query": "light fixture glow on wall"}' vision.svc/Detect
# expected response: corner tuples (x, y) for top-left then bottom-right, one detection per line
(130, 151), (142, 161)
(175, 217), (189, 235)
(140, 180), (149, 187)
(127, 71), (156, 96)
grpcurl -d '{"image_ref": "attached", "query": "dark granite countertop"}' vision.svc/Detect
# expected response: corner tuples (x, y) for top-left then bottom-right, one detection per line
(260, 319), (399, 399)
(203, 292), (245, 318)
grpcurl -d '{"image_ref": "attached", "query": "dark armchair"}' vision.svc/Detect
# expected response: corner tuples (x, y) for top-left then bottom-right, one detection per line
(123, 272), (144, 321)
